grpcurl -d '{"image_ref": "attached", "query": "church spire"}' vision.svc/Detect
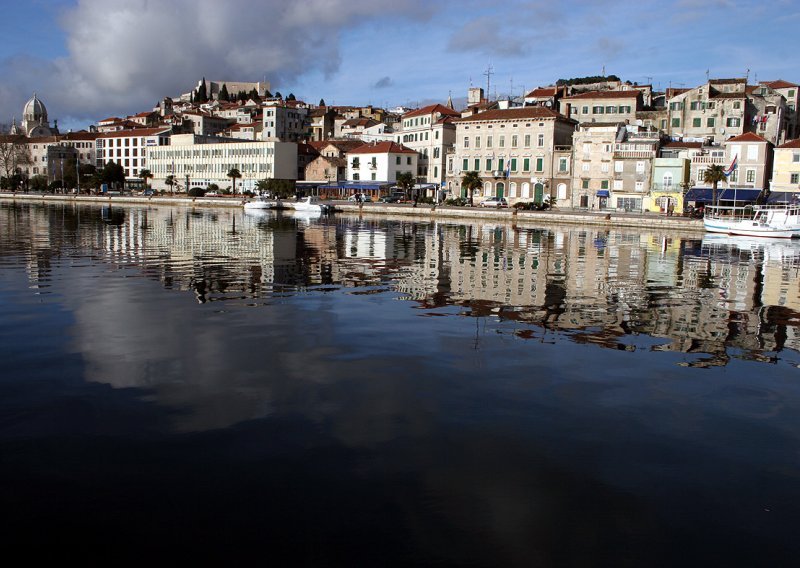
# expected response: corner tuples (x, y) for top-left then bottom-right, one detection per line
(446, 90), (454, 110)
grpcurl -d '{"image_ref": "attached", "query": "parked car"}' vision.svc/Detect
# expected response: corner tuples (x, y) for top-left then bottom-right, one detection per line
(378, 194), (402, 203)
(479, 196), (509, 208)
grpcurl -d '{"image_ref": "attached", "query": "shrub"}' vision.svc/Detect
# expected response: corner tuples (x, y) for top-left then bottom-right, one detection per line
(187, 187), (206, 197)
(445, 197), (469, 206)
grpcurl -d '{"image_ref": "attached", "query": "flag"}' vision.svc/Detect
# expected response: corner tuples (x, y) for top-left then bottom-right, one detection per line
(723, 155), (738, 177)
(505, 159), (511, 179)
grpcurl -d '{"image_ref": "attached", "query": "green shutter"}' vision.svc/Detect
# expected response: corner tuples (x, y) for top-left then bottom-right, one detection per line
(462, 158), (468, 171)
(510, 158), (517, 171)
(536, 157), (544, 172)
(523, 158), (530, 171)
(474, 158), (480, 170)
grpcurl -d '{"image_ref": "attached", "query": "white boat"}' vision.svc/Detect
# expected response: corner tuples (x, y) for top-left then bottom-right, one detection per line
(703, 203), (800, 239)
(292, 196), (333, 213)
(243, 196), (272, 210)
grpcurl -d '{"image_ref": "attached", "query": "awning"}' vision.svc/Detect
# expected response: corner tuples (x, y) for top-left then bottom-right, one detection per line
(317, 182), (392, 191)
(684, 188), (763, 203)
(596, 190), (610, 197)
(767, 191), (800, 204)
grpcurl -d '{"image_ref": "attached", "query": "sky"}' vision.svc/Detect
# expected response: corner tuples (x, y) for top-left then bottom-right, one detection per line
(1, 0), (799, 132)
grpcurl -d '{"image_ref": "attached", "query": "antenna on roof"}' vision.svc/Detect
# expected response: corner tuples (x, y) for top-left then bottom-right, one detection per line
(484, 64), (494, 99)
(745, 68), (750, 83)
(705, 69), (709, 82)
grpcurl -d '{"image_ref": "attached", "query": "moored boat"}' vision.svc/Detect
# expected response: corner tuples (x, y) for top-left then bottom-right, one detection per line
(703, 203), (800, 239)
(293, 196), (333, 214)
(243, 195), (272, 210)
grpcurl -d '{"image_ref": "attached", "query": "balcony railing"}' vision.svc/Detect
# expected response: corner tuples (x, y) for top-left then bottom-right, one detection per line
(613, 151), (656, 159)
(692, 156), (725, 164)
(651, 183), (681, 192)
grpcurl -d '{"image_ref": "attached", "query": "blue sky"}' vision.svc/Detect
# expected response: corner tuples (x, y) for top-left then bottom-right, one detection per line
(1, 0), (799, 132)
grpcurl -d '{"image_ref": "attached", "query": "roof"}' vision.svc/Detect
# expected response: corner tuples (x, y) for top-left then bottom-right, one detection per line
(342, 117), (379, 128)
(454, 106), (569, 123)
(348, 141), (416, 155)
(777, 139), (800, 149)
(726, 132), (769, 143)
(563, 90), (639, 100)
(315, 139), (364, 152)
(403, 104), (461, 119)
(525, 86), (559, 98)
(709, 78), (747, 85)
(710, 91), (746, 99)
(662, 141), (703, 149)
(763, 79), (799, 89)
(97, 127), (171, 139)
(297, 143), (320, 156)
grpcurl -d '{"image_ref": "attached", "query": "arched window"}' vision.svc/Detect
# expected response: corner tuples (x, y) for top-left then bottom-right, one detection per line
(509, 182), (517, 197)
(484, 181), (492, 196)
(557, 183), (567, 200)
(662, 172), (673, 189)
(496, 182), (505, 198)
(521, 182), (530, 198)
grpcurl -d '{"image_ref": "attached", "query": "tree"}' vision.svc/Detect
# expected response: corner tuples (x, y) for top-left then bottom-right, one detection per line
(139, 169), (153, 190)
(227, 168), (242, 195)
(0, 136), (32, 183)
(249, 88), (260, 101)
(319, 98), (326, 107)
(219, 84), (229, 102)
(287, 93), (296, 101)
(396, 172), (415, 201)
(256, 178), (295, 198)
(461, 170), (483, 207)
(703, 164), (727, 206)
(165, 174), (176, 194)
(275, 91), (282, 100)
(100, 161), (126, 189)
(196, 77), (208, 103)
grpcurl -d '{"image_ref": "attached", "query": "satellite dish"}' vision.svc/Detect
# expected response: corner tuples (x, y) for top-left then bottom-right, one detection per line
(544, 101), (552, 107)
(719, 128), (725, 134)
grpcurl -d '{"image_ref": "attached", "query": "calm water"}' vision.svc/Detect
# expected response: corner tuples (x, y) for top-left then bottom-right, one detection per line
(2, 201), (799, 565)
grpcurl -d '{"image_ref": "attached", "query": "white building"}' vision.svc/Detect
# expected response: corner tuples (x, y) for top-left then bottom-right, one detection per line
(95, 127), (172, 181)
(262, 101), (308, 142)
(146, 135), (297, 192)
(397, 103), (459, 185)
(346, 141), (417, 183)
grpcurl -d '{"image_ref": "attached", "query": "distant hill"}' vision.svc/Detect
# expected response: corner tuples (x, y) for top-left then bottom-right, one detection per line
(556, 75), (621, 86)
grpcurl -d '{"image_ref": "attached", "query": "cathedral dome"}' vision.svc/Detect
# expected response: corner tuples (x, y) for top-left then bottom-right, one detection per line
(23, 93), (47, 123)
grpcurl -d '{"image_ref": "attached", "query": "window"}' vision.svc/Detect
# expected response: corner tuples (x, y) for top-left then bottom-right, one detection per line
(746, 169), (756, 183)
(582, 163), (590, 172)
(614, 161), (623, 172)
(511, 135), (518, 148)
(474, 158), (480, 170)
(523, 134), (530, 147)
(793, 153), (800, 163)
(690, 101), (703, 110)
(790, 89), (796, 97)
(407, 157), (411, 165)
(558, 157), (568, 172)
(707, 117), (715, 127)
(593, 106), (604, 114)
(672, 118), (680, 128)
(601, 180), (609, 189)
(660, 119), (667, 129)
(747, 144), (758, 160)
(601, 162), (609, 173)
(582, 179), (589, 189)
(537, 134), (544, 147)
(535, 157), (544, 172)
(371, 173), (376, 180)
(523, 158), (530, 171)
(791, 173), (799, 184)
(463, 137), (469, 148)
(499, 136), (505, 148)
(669, 102), (683, 111)
(353, 173), (360, 180)
(486, 159), (492, 171)
(462, 158), (468, 171)
(613, 180), (623, 190)
(582, 106), (589, 114)
(733, 101), (741, 109)
(727, 117), (741, 127)
(510, 158), (517, 171)
(636, 161), (645, 173)
(498, 158), (504, 171)
(396, 156), (401, 165)
(606, 105), (615, 114)
(475, 136), (481, 149)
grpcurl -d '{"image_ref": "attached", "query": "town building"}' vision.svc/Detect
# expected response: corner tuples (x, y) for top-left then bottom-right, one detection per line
(446, 107), (577, 204)
(262, 100), (308, 142)
(559, 90), (641, 125)
(95, 127), (172, 182)
(397, 103), (459, 185)
(571, 122), (621, 210)
(10, 93), (59, 137)
(762, 80), (799, 139)
(611, 128), (661, 212)
(146, 135), (297, 192)
(346, 141), (417, 184)
(769, 139), (800, 193)
(724, 132), (773, 189)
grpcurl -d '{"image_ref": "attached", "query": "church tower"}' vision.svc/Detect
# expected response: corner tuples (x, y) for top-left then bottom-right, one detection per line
(21, 93), (57, 137)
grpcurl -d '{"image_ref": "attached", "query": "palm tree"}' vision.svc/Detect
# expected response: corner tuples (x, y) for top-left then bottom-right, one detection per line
(138, 169), (153, 191)
(703, 165), (727, 206)
(461, 170), (482, 206)
(165, 175), (175, 195)
(396, 172), (415, 202)
(227, 168), (242, 195)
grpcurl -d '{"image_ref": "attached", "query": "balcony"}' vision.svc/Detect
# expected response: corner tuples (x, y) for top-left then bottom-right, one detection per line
(613, 150), (656, 159)
(651, 183), (681, 192)
(691, 155), (725, 165)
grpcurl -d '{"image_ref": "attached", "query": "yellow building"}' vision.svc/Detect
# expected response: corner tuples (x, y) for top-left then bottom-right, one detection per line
(770, 139), (800, 193)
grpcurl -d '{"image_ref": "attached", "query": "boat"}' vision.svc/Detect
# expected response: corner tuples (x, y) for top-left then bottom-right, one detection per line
(703, 203), (800, 239)
(292, 196), (333, 214)
(243, 195), (272, 210)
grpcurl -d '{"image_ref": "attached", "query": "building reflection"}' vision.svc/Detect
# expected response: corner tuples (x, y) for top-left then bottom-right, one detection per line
(3, 202), (800, 365)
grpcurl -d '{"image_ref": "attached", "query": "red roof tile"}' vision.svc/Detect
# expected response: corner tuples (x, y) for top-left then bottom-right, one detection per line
(454, 106), (570, 123)
(525, 86), (559, 98)
(97, 127), (171, 138)
(726, 132), (769, 143)
(348, 141), (416, 155)
(403, 104), (461, 119)
(763, 79), (799, 89)
(777, 139), (800, 149)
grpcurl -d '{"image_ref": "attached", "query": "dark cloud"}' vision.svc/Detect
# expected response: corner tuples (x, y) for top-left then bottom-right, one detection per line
(373, 76), (394, 89)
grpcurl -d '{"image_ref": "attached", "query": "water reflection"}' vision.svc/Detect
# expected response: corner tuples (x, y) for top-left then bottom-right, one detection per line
(3, 202), (800, 363)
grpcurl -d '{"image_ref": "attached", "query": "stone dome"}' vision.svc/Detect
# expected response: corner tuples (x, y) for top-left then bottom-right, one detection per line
(23, 93), (47, 123)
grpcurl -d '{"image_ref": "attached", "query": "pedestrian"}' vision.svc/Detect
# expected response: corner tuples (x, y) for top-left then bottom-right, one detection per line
(668, 203), (674, 217)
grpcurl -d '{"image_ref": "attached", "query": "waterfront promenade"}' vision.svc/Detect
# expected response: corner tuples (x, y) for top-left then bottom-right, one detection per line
(0, 191), (705, 233)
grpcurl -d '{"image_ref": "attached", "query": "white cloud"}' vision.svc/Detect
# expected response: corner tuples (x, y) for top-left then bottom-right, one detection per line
(2, 0), (432, 128)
